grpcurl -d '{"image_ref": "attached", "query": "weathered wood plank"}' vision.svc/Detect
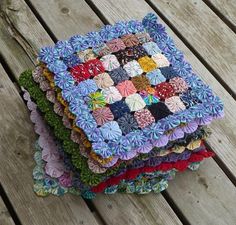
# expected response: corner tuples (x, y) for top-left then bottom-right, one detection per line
(0, 63), (100, 225)
(85, 0), (236, 223)
(204, 0), (236, 30)
(93, 158), (236, 225)
(0, 0), (102, 224)
(0, 0), (103, 78)
(167, 158), (236, 225)
(26, 0), (103, 39)
(148, 0), (236, 95)
(0, 63), (101, 225)
(0, 197), (15, 225)
(93, 194), (182, 225)
(0, 0), (53, 77)
(0, 0), (235, 224)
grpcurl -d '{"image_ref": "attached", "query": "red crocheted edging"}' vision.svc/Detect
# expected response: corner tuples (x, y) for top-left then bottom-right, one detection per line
(91, 149), (214, 192)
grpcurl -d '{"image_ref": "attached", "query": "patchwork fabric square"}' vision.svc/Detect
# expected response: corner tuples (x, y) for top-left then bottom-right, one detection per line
(19, 13), (223, 198)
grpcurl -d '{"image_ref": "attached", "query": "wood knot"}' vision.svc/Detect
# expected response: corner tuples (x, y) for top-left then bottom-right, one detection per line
(61, 7), (69, 14)
(198, 177), (208, 189)
(107, 204), (112, 209)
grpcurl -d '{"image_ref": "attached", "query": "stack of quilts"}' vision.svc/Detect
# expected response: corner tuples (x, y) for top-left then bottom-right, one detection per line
(19, 13), (224, 198)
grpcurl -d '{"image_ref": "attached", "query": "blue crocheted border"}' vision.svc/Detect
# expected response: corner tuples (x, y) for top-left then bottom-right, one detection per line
(38, 13), (224, 159)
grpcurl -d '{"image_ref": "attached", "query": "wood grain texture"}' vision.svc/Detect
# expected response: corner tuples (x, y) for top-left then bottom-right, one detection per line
(0, 63), (102, 225)
(27, 0), (103, 39)
(87, 0), (236, 223)
(204, 0), (236, 29)
(93, 194), (182, 225)
(0, 63), (100, 225)
(0, 0), (54, 77)
(167, 158), (236, 225)
(0, 1), (101, 224)
(1, 0), (236, 224)
(149, 0), (236, 95)
(0, 197), (15, 225)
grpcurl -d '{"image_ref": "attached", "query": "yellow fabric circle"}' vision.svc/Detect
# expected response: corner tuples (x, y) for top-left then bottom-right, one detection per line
(138, 56), (157, 72)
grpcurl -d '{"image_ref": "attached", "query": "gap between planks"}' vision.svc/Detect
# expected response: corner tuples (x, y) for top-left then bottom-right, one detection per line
(1, 0), (236, 223)
(5, 0), (184, 224)
(142, 0), (236, 184)
(24, 0), (58, 42)
(0, 2), (105, 225)
(0, 3), (106, 225)
(0, 56), (106, 225)
(74, 0), (236, 224)
(147, 0), (236, 98)
(0, 62), (102, 225)
(202, 0), (236, 33)
(22, 1), (183, 224)
(84, 1), (236, 223)
(145, 0), (236, 100)
(0, 1), (182, 225)
(0, 185), (18, 225)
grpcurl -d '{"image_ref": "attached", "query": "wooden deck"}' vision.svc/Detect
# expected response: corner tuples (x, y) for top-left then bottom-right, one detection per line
(0, 0), (236, 224)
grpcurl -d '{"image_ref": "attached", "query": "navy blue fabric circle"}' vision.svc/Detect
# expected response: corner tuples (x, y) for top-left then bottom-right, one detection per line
(117, 113), (139, 135)
(148, 102), (172, 121)
(159, 66), (177, 80)
(180, 90), (202, 108)
(110, 100), (130, 119)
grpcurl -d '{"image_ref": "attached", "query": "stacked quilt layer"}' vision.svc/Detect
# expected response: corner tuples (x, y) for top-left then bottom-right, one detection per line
(19, 13), (223, 198)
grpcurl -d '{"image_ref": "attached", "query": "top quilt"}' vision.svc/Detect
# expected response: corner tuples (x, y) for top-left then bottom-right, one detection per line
(38, 13), (223, 160)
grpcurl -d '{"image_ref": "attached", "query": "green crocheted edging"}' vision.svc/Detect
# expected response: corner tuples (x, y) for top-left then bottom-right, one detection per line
(19, 70), (105, 186)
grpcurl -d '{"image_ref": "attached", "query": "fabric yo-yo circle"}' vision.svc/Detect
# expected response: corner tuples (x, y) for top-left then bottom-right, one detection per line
(92, 107), (114, 126)
(100, 121), (122, 140)
(70, 64), (90, 82)
(121, 34), (139, 47)
(138, 56), (157, 72)
(169, 77), (189, 93)
(131, 75), (150, 91)
(164, 96), (186, 113)
(155, 82), (175, 100)
(117, 113), (139, 135)
(101, 86), (123, 104)
(116, 80), (137, 97)
(100, 54), (120, 71)
(134, 109), (155, 129)
(93, 72), (114, 89)
(106, 38), (126, 53)
(125, 93), (146, 111)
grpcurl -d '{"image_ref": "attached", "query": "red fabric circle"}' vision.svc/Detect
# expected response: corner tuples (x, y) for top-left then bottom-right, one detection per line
(70, 64), (90, 82)
(155, 82), (175, 99)
(85, 59), (105, 77)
